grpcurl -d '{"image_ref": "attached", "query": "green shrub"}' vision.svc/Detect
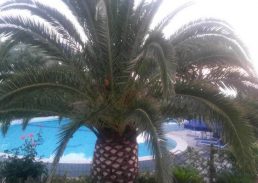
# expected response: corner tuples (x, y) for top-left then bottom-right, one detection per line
(0, 132), (47, 183)
(252, 142), (258, 174)
(137, 172), (157, 183)
(49, 169), (203, 183)
(51, 174), (157, 183)
(216, 171), (255, 183)
(51, 176), (91, 183)
(172, 166), (204, 183)
(137, 167), (205, 183)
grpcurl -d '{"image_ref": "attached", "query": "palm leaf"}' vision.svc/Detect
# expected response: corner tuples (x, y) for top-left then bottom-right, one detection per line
(154, 1), (194, 31)
(126, 99), (171, 183)
(164, 84), (255, 172)
(47, 120), (84, 183)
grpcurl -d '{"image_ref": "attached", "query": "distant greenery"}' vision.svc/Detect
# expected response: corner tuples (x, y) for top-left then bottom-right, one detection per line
(216, 172), (255, 183)
(0, 43), (49, 81)
(49, 169), (203, 183)
(252, 142), (258, 173)
(0, 132), (47, 183)
(137, 172), (157, 183)
(214, 146), (257, 183)
(137, 167), (203, 183)
(173, 166), (204, 183)
(49, 173), (157, 183)
(51, 176), (91, 183)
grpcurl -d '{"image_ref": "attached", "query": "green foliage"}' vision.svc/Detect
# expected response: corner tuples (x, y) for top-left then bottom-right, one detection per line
(136, 167), (205, 183)
(137, 172), (157, 183)
(216, 171), (255, 183)
(50, 174), (159, 183)
(51, 176), (91, 183)
(0, 132), (47, 183)
(172, 166), (204, 183)
(250, 142), (258, 172)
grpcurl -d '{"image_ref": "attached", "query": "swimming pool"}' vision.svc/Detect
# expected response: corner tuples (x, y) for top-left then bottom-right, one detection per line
(0, 117), (182, 163)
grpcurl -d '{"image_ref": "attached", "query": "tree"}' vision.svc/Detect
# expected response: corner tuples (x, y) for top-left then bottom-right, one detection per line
(0, 0), (257, 182)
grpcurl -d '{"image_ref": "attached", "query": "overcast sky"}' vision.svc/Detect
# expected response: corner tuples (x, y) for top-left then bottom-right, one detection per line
(1, 0), (258, 73)
(155, 0), (258, 74)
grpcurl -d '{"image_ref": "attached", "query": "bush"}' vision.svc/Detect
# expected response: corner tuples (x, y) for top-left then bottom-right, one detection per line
(51, 176), (91, 183)
(252, 142), (258, 174)
(137, 172), (157, 183)
(0, 132), (47, 183)
(216, 171), (255, 183)
(137, 166), (204, 183)
(172, 166), (204, 183)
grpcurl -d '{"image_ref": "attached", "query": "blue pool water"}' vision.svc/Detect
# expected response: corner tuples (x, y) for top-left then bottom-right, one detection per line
(0, 117), (182, 160)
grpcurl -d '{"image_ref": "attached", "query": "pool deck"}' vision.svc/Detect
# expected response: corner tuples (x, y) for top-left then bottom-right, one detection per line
(138, 133), (188, 161)
(167, 129), (214, 150)
(167, 133), (188, 154)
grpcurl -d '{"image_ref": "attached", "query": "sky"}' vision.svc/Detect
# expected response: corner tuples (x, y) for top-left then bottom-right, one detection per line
(1, 0), (258, 73)
(153, 0), (258, 74)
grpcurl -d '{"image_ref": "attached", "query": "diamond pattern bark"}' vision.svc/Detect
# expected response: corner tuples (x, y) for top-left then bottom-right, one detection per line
(91, 138), (138, 183)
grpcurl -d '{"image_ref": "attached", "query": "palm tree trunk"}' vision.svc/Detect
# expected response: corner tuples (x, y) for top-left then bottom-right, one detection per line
(91, 137), (138, 183)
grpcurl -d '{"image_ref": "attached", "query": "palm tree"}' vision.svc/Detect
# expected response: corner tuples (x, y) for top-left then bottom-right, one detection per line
(0, 0), (257, 182)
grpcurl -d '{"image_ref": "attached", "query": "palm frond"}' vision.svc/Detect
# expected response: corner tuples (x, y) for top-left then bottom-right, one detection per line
(134, 109), (171, 183)
(145, 41), (175, 97)
(0, 14), (78, 59)
(126, 33), (176, 98)
(0, 65), (93, 108)
(0, 39), (17, 63)
(130, 0), (163, 58)
(63, 0), (97, 41)
(176, 64), (258, 96)
(174, 34), (254, 75)
(171, 18), (254, 75)
(47, 120), (84, 183)
(0, 120), (11, 135)
(95, 0), (114, 96)
(0, 0), (84, 45)
(164, 84), (255, 172)
(171, 18), (247, 53)
(154, 1), (194, 31)
(126, 100), (171, 183)
(33, 1), (85, 45)
(21, 117), (30, 130)
(0, 109), (51, 136)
